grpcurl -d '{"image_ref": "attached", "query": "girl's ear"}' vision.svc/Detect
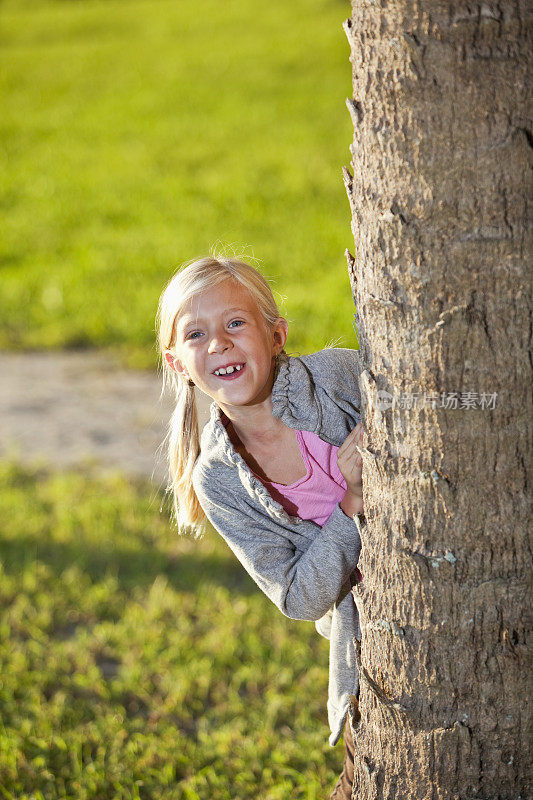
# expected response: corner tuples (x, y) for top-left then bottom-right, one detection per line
(165, 351), (188, 377)
(273, 317), (289, 354)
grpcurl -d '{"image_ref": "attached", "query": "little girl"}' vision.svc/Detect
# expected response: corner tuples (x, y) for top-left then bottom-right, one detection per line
(156, 255), (366, 799)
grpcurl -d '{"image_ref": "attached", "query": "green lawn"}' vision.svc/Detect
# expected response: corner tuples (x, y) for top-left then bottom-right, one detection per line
(0, 462), (344, 799)
(1, 0), (358, 367)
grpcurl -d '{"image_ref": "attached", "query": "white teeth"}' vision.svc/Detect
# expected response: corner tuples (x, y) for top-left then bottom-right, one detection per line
(215, 364), (244, 376)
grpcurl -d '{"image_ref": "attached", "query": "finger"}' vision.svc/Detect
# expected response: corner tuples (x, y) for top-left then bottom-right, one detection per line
(338, 424), (363, 453)
(338, 449), (363, 473)
(338, 441), (363, 465)
(354, 430), (365, 445)
(354, 425), (366, 446)
(347, 426), (365, 451)
(354, 427), (365, 448)
(338, 437), (359, 460)
(339, 431), (365, 461)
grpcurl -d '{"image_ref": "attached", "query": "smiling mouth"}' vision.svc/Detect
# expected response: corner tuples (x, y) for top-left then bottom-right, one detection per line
(212, 363), (246, 380)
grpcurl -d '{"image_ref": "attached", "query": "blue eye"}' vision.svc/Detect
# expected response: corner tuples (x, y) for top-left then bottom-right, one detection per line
(229, 320), (244, 328)
(186, 331), (203, 340)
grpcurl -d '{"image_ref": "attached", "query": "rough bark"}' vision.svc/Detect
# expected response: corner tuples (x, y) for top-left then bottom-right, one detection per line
(343, 2), (532, 798)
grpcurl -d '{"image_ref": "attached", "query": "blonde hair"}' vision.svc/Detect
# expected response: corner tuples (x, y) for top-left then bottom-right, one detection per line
(156, 253), (285, 535)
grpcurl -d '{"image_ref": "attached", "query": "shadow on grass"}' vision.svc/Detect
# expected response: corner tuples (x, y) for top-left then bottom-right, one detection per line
(0, 462), (257, 595)
(0, 534), (257, 597)
(0, 462), (257, 598)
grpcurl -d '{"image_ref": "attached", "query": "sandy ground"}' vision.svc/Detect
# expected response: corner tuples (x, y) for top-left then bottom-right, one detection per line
(0, 351), (212, 486)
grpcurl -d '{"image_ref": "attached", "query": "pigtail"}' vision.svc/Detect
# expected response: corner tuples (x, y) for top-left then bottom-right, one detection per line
(166, 372), (205, 535)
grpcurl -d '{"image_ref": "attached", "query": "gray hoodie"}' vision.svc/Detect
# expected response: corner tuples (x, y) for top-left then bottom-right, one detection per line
(192, 347), (365, 746)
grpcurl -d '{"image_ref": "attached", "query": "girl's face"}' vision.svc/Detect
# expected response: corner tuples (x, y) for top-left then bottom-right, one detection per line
(167, 278), (288, 409)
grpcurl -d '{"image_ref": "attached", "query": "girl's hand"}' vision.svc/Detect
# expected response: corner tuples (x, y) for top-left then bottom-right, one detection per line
(338, 422), (365, 517)
(338, 422), (365, 493)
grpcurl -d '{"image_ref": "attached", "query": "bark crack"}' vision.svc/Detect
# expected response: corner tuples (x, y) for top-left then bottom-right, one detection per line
(367, 292), (405, 309)
(354, 639), (408, 716)
(390, 201), (409, 225)
(517, 126), (533, 149)
(466, 291), (493, 348)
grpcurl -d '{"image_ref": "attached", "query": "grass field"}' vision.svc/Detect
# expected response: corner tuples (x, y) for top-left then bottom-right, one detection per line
(0, 462), (345, 799)
(1, 0), (357, 366)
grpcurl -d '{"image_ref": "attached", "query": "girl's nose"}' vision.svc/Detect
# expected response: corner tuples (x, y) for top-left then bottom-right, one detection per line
(208, 334), (232, 354)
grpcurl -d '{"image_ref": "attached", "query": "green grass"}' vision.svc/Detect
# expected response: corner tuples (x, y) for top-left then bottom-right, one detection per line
(0, 0), (358, 367)
(0, 461), (345, 799)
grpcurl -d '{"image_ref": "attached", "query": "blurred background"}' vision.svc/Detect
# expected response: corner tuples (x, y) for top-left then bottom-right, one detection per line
(1, 0), (358, 797)
(1, 0), (356, 362)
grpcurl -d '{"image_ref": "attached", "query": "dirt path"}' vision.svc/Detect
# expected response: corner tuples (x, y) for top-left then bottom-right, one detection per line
(0, 351), (211, 485)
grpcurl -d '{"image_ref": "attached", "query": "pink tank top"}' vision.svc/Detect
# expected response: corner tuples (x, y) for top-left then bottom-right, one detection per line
(255, 429), (347, 526)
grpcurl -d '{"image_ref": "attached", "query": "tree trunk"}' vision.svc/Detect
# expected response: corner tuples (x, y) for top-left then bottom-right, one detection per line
(343, 2), (532, 798)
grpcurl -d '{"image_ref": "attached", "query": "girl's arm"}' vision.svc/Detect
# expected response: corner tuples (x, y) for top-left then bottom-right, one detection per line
(194, 476), (362, 622)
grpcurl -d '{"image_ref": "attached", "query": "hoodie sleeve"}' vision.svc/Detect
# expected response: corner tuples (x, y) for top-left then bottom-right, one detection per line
(304, 347), (363, 430)
(194, 471), (362, 622)
(272, 348), (363, 445)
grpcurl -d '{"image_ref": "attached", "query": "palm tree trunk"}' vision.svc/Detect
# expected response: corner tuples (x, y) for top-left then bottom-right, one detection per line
(343, 2), (532, 797)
